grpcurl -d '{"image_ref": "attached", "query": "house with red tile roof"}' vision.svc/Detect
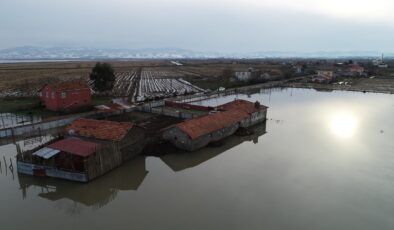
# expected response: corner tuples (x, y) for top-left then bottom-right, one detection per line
(163, 99), (268, 151)
(39, 80), (91, 111)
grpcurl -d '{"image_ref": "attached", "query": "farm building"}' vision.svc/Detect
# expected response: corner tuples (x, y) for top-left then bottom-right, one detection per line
(17, 119), (146, 182)
(341, 64), (366, 77)
(161, 122), (267, 171)
(39, 80), (91, 111)
(235, 68), (261, 82)
(312, 70), (336, 83)
(317, 70), (335, 78)
(66, 118), (146, 162)
(163, 99), (268, 151)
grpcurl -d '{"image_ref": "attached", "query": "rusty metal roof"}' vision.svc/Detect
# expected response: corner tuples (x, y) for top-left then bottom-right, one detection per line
(218, 99), (268, 113)
(48, 138), (101, 157)
(176, 110), (249, 140)
(66, 118), (134, 141)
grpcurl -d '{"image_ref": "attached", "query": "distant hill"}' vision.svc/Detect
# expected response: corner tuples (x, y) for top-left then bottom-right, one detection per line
(0, 46), (392, 60)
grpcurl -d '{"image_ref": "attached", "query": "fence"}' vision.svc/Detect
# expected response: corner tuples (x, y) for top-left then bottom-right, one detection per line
(0, 113), (41, 130)
(0, 106), (138, 139)
(164, 101), (213, 112)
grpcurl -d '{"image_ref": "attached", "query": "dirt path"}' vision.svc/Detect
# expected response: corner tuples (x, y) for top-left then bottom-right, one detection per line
(129, 67), (142, 103)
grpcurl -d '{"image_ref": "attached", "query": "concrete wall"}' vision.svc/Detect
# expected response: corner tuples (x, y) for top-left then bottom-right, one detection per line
(163, 123), (239, 152)
(240, 110), (267, 128)
(138, 106), (194, 119)
(165, 101), (213, 111)
(17, 161), (88, 182)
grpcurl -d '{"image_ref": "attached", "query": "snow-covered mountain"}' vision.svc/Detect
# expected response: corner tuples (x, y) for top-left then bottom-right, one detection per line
(0, 46), (392, 60)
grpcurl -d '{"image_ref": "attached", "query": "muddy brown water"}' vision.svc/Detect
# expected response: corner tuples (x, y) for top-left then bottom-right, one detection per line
(0, 88), (394, 230)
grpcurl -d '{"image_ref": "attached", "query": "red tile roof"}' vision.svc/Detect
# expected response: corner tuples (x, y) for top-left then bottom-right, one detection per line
(218, 99), (268, 113)
(176, 110), (248, 140)
(66, 118), (134, 141)
(175, 99), (268, 140)
(49, 138), (101, 157)
(48, 80), (90, 92)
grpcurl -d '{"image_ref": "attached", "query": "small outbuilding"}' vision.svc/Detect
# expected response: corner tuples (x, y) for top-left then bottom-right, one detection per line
(39, 80), (91, 112)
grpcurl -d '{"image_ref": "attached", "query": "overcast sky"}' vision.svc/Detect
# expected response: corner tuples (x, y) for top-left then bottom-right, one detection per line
(1, 0), (394, 53)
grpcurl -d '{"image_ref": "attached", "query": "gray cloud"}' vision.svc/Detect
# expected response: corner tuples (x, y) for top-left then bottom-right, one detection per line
(1, 0), (393, 53)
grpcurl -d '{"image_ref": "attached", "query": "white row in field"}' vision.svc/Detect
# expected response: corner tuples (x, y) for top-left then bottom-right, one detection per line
(137, 69), (204, 101)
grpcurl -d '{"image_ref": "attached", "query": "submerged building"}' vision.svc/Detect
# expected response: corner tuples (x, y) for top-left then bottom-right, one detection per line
(163, 99), (268, 151)
(17, 119), (146, 182)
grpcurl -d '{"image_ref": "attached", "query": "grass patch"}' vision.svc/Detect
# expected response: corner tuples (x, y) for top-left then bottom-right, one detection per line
(0, 97), (41, 113)
(91, 95), (112, 106)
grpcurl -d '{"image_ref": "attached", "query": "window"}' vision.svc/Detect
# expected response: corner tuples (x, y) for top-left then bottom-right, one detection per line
(51, 92), (55, 99)
(61, 92), (66, 99)
(46, 92), (48, 98)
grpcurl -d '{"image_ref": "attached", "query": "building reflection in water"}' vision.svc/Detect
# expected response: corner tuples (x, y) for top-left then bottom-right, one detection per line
(160, 120), (267, 172)
(18, 156), (148, 209)
(17, 120), (267, 209)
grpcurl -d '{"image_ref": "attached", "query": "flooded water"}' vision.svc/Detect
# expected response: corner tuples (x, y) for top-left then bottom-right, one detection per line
(1, 88), (394, 230)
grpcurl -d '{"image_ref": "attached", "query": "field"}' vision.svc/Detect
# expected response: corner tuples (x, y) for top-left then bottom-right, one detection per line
(136, 68), (204, 101)
(0, 59), (290, 98)
(1, 59), (394, 101)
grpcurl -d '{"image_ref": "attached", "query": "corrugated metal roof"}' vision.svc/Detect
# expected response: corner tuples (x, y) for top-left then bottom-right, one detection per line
(48, 138), (101, 157)
(66, 118), (133, 141)
(33, 147), (60, 159)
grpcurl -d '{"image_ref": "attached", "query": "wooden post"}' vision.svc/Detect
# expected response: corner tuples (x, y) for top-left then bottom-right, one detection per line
(4, 156), (7, 175)
(16, 143), (21, 156)
(9, 158), (13, 173)
(0, 113), (5, 129)
(11, 128), (16, 145)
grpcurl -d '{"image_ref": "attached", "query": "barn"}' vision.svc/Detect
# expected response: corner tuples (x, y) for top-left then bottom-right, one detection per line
(163, 99), (268, 151)
(39, 80), (91, 111)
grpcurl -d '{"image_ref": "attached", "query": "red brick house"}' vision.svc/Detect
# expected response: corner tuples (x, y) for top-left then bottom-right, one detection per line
(39, 80), (91, 111)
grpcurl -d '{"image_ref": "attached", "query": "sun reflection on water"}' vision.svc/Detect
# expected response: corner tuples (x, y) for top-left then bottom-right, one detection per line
(329, 112), (359, 139)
